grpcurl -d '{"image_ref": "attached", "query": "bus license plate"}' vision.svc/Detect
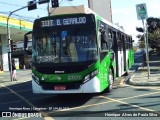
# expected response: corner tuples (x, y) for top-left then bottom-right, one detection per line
(54, 86), (66, 90)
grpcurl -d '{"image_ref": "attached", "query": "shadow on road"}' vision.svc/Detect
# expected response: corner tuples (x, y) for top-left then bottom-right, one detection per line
(0, 81), (95, 111)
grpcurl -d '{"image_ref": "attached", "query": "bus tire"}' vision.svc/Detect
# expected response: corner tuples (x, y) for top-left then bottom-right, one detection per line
(106, 68), (114, 93)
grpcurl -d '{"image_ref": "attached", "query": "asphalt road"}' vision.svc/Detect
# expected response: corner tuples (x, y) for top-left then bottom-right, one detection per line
(0, 76), (160, 120)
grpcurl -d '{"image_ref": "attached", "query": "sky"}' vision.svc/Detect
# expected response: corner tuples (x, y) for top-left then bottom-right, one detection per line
(112, 0), (160, 42)
(0, 0), (160, 42)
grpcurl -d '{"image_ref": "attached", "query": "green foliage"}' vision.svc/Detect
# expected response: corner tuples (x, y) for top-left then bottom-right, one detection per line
(148, 31), (160, 52)
(147, 17), (160, 32)
(136, 17), (160, 53)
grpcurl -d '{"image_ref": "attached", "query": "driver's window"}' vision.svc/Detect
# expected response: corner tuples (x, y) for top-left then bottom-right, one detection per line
(101, 31), (108, 51)
(99, 29), (109, 61)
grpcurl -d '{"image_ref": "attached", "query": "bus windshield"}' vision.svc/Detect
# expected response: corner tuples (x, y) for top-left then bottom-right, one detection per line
(32, 27), (98, 64)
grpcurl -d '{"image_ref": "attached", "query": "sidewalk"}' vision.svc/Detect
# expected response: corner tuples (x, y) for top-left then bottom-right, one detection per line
(129, 51), (160, 86)
(0, 69), (32, 84)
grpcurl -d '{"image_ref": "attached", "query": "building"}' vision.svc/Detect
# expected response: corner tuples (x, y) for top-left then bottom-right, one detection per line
(88, 0), (112, 22)
(0, 14), (33, 71)
(49, 0), (112, 23)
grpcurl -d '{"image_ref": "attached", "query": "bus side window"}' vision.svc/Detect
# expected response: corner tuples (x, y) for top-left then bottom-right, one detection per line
(101, 31), (108, 51)
(108, 33), (113, 50)
(117, 33), (122, 51)
(99, 29), (109, 60)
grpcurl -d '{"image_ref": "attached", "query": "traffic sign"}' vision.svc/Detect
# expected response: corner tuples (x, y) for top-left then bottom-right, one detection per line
(136, 3), (148, 20)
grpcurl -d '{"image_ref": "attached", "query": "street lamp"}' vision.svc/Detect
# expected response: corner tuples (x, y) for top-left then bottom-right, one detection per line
(6, 1), (40, 81)
(7, 7), (27, 81)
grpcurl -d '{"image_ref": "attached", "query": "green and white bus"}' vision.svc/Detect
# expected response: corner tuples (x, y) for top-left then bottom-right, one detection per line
(24, 11), (134, 94)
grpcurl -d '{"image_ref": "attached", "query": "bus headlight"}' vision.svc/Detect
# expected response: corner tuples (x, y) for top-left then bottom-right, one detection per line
(32, 73), (40, 84)
(84, 69), (98, 83)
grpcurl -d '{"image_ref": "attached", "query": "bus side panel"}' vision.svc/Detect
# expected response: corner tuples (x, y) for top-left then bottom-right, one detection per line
(128, 49), (132, 68)
(131, 50), (134, 66)
(126, 50), (129, 70)
(117, 51), (125, 76)
(122, 35), (127, 72)
(98, 52), (115, 92)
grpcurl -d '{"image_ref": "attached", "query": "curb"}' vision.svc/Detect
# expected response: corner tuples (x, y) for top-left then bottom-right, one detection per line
(129, 75), (160, 86)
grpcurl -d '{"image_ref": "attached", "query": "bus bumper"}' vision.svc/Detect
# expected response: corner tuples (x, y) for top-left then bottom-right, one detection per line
(32, 76), (101, 94)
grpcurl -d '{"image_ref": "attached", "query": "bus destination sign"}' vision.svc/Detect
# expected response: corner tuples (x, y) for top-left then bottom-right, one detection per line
(41, 17), (87, 27)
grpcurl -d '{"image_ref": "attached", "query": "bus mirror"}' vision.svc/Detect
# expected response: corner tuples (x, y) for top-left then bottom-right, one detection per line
(24, 31), (32, 50)
(24, 35), (28, 50)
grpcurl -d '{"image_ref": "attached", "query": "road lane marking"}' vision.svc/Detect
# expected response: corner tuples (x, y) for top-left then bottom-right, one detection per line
(101, 91), (160, 102)
(48, 91), (160, 114)
(1, 82), (159, 118)
(48, 99), (113, 113)
(99, 96), (160, 114)
(0, 89), (32, 96)
(0, 84), (54, 120)
(1, 90), (159, 116)
(0, 84), (33, 106)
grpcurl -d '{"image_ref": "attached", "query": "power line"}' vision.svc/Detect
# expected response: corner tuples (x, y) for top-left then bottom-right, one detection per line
(0, 1), (48, 22)
(0, 0), (76, 22)
(0, 1), (21, 7)
(0, 1), (47, 10)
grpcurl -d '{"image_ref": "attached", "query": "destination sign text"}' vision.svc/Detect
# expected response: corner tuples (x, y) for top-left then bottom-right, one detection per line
(41, 17), (86, 27)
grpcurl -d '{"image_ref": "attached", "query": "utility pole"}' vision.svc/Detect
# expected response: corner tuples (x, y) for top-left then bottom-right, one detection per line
(7, 1), (41, 81)
(142, 20), (150, 79)
(7, 6), (28, 81)
(136, 3), (150, 79)
(145, 22), (150, 78)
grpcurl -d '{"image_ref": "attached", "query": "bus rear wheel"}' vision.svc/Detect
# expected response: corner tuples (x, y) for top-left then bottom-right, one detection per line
(106, 69), (114, 93)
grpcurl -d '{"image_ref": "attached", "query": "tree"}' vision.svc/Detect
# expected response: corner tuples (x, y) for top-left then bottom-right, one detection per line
(139, 41), (145, 48)
(148, 32), (160, 52)
(136, 17), (160, 53)
(147, 17), (160, 32)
